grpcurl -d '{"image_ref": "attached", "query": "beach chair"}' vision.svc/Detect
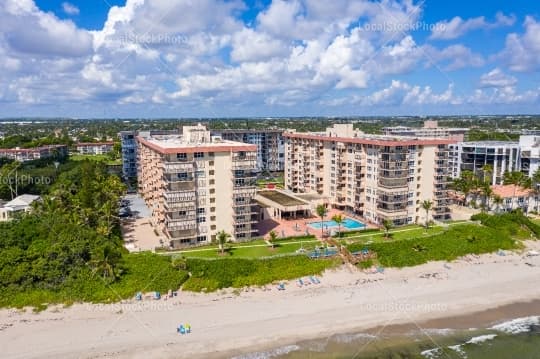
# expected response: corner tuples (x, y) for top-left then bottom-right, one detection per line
(153, 291), (161, 300)
(177, 325), (185, 334)
(309, 276), (320, 284)
(277, 283), (285, 290)
(377, 266), (385, 274)
(297, 279), (304, 287)
(135, 292), (142, 301)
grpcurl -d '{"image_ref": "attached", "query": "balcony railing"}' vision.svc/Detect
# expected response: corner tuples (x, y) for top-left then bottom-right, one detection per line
(378, 178), (409, 189)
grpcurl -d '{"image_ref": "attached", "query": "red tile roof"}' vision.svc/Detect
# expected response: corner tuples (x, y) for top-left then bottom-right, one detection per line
(491, 184), (533, 198)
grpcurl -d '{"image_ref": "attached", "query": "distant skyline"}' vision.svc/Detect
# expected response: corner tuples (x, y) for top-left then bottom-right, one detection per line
(0, 0), (539, 117)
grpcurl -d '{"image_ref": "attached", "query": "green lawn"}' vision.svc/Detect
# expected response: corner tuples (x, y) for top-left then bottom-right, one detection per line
(70, 154), (121, 165)
(340, 225), (445, 245)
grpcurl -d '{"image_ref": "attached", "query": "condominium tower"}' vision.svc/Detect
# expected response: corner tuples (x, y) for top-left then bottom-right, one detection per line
(211, 129), (285, 172)
(284, 124), (454, 226)
(137, 124), (258, 248)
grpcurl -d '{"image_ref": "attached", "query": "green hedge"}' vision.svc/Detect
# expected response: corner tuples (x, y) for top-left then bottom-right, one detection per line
(347, 224), (519, 268)
(471, 211), (540, 238)
(337, 228), (381, 238)
(182, 256), (340, 292)
(0, 253), (189, 308)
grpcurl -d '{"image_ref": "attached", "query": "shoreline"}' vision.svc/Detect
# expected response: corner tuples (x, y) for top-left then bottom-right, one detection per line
(1, 241), (540, 359)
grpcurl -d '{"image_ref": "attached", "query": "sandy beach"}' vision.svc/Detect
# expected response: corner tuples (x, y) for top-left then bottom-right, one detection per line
(2, 241), (540, 359)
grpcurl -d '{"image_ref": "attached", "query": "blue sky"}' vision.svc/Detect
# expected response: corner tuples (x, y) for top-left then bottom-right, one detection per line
(1, 0), (540, 118)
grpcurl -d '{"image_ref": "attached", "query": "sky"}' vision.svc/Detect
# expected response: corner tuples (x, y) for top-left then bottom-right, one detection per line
(0, 0), (539, 118)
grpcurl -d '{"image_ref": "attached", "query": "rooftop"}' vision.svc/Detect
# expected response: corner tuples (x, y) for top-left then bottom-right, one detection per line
(491, 184), (533, 198)
(256, 190), (307, 207)
(460, 141), (520, 147)
(3, 194), (40, 211)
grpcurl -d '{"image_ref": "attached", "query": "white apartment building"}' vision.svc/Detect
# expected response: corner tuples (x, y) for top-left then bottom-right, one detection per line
(284, 124), (454, 226)
(76, 142), (115, 155)
(449, 141), (521, 184)
(137, 124), (259, 248)
(383, 120), (469, 142)
(520, 135), (540, 178)
(211, 129), (285, 172)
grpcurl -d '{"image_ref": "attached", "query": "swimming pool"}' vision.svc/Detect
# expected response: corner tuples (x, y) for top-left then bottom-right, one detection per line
(308, 218), (366, 230)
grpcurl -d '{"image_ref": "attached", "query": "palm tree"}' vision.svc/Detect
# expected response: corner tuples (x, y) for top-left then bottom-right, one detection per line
(481, 183), (493, 212)
(90, 245), (122, 282)
(331, 214), (344, 238)
(316, 204), (328, 238)
(503, 171), (530, 210)
(493, 195), (504, 213)
(382, 219), (392, 239)
(422, 200), (433, 228)
(531, 168), (540, 212)
(216, 230), (230, 255)
(481, 164), (494, 185)
(268, 230), (277, 249)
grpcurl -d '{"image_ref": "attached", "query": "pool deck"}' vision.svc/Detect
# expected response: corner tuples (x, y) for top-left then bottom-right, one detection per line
(256, 208), (379, 239)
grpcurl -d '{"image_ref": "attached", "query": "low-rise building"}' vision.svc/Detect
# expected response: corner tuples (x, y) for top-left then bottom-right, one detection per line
(284, 124), (455, 226)
(76, 142), (115, 155)
(0, 145), (68, 162)
(137, 124), (259, 248)
(0, 194), (40, 221)
(491, 185), (538, 214)
(383, 120), (469, 142)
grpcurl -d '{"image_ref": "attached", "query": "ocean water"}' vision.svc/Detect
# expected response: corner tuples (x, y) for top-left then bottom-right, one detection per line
(235, 316), (540, 359)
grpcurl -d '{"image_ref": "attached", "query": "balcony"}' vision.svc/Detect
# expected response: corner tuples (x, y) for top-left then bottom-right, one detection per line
(163, 201), (196, 210)
(166, 220), (197, 231)
(167, 228), (197, 239)
(166, 212), (196, 221)
(165, 181), (196, 192)
(378, 178), (409, 189)
(163, 191), (197, 202)
(162, 162), (194, 173)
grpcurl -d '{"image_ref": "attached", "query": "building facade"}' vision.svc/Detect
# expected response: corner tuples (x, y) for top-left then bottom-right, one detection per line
(76, 142), (115, 155)
(519, 135), (540, 178)
(491, 185), (539, 214)
(449, 141), (521, 184)
(0, 145), (68, 162)
(211, 129), (285, 172)
(284, 124), (454, 226)
(383, 121), (469, 142)
(137, 124), (259, 248)
(119, 131), (138, 180)
(0, 194), (40, 221)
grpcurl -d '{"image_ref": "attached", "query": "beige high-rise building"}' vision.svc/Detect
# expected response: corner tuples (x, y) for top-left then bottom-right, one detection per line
(284, 124), (455, 226)
(137, 124), (259, 248)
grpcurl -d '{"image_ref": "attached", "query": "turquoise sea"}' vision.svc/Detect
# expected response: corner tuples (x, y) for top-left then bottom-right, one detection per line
(233, 316), (540, 359)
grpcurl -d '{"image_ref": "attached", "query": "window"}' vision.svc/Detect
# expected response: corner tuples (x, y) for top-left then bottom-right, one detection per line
(210, 216), (216, 221)
(197, 235), (207, 242)
(180, 238), (191, 244)
(177, 153), (187, 160)
(197, 217), (206, 223)
(210, 198), (215, 203)
(210, 189), (215, 194)
(209, 170), (215, 175)
(194, 152), (204, 158)
(210, 207), (215, 212)
(209, 179), (215, 185)
(211, 225), (216, 230)
(197, 208), (205, 214)
(177, 172), (189, 180)
(208, 152), (214, 157)
(195, 170), (205, 178)
(179, 211), (187, 216)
